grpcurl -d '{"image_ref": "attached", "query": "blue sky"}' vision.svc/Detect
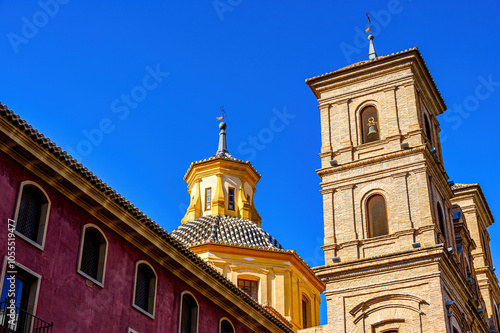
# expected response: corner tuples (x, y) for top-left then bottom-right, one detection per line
(1, 0), (499, 325)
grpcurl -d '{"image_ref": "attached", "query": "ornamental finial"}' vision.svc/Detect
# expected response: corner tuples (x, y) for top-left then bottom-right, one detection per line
(215, 106), (229, 156)
(365, 13), (378, 60)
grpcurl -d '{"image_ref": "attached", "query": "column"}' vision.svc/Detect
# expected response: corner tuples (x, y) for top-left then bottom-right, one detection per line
(322, 189), (335, 246)
(383, 87), (401, 137)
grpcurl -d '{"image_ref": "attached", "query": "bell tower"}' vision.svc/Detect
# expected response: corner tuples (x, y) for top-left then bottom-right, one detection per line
(306, 44), (490, 332)
(307, 47), (451, 262)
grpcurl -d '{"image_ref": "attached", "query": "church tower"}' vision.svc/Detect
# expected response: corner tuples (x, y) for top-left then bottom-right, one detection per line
(172, 121), (325, 331)
(306, 42), (492, 332)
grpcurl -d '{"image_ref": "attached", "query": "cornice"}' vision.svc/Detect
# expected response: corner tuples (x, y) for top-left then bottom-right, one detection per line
(315, 244), (444, 282)
(306, 48), (447, 113)
(316, 145), (426, 176)
(189, 243), (325, 292)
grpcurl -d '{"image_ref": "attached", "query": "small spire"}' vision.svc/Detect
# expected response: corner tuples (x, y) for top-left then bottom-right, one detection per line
(216, 121), (229, 156)
(368, 34), (377, 60)
(216, 106), (230, 157)
(365, 13), (377, 60)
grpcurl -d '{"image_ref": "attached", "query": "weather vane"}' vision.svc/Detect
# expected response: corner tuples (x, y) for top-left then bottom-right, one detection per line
(216, 106), (231, 121)
(365, 13), (372, 34)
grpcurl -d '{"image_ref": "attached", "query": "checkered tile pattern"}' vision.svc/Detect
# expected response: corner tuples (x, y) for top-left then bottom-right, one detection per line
(172, 215), (284, 250)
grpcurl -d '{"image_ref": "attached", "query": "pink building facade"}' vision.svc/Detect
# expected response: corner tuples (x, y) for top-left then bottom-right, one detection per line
(0, 104), (293, 333)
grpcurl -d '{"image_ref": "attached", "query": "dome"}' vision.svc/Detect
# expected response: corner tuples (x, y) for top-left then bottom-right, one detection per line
(171, 215), (284, 250)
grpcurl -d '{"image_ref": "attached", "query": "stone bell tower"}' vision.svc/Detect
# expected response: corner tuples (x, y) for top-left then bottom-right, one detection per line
(305, 40), (491, 332)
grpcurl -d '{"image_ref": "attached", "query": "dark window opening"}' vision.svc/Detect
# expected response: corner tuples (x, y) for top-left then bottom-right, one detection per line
(134, 264), (156, 314)
(180, 293), (198, 333)
(437, 203), (446, 242)
(482, 230), (491, 265)
(302, 297), (310, 328)
(16, 186), (44, 242)
(228, 187), (235, 210)
(220, 319), (235, 333)
(424, 114), (433, 146)
(367, 195), (388, 237)
(80, 228), (103, 281)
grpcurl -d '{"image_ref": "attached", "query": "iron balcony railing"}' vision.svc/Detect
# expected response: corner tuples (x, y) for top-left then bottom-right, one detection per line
(0, 299), (53, 333)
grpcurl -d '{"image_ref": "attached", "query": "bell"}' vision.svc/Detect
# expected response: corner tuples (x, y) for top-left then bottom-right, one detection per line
(367, 125), (378, 136)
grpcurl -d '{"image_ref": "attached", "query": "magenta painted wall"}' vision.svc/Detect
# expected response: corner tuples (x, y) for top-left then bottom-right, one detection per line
(0, 150), (254, 333)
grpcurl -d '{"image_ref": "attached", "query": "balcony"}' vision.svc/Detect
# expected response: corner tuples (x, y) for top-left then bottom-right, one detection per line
(0, 299), (52, 332)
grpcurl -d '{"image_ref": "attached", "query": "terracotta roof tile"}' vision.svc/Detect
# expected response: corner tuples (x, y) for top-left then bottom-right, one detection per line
(172, 215), (284, 249)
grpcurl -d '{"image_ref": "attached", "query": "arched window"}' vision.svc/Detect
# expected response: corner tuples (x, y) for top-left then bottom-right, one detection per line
(424, 114), (433, 145)
(219, 318), (235, 333)
(77, 225), (108, 286)
(133, 262), (157, 316)
(180, 292), (198, 333)
(361, 106), (380, 143)
(367, 194), (388, 237)
(302, 295), (311, 328)
(13, 181), (50, 248)
(437, 203), (446, 242)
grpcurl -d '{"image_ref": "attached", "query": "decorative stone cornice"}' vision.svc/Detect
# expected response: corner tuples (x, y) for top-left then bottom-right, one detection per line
(317, 145), (426, 176)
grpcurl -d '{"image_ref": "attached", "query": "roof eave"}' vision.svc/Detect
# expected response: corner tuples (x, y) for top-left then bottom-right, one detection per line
(306, 48), (447, 114)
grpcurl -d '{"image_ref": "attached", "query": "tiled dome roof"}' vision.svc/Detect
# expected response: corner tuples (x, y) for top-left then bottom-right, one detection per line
(171, 215), (284, 250)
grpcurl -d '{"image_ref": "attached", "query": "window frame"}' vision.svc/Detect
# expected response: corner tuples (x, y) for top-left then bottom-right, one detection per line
(219, 318), (235, 333)
(0, 258), (42, 322)
(366, 194), (389, 238)
(205, 187), (212, 211)
(77, 224), (108, 288)
(132, 260), (157, 319)
(228, 187), (235, 211)
(178, 291), (199, 333)
(204, 187), (212, 210)
(302, 294), (311, 329)
(237, 278), (259, 301)
(13, 181), (51, 251)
